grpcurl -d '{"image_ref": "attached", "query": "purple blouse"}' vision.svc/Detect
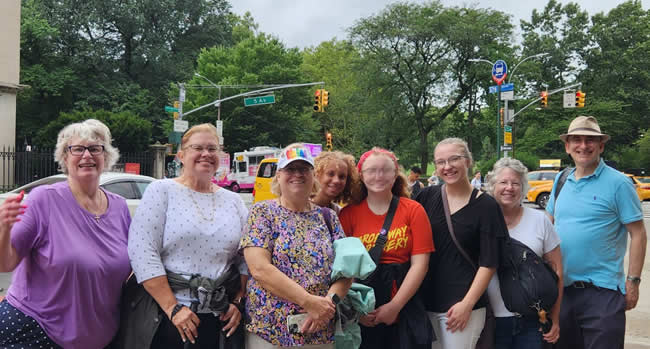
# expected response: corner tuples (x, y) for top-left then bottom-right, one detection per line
(7, 181), (131, 349)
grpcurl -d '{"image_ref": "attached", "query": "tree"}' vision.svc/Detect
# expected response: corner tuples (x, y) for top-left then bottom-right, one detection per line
(179, 32), (320, 153)
(35, 109), (153, 153)
(349, 2), (513, 172)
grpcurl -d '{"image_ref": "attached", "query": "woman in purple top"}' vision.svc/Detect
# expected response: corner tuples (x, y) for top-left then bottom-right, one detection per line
(0, 119), (131, 349)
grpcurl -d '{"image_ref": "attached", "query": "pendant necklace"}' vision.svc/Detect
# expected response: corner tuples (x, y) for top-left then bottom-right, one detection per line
(189, 187), (217, 222)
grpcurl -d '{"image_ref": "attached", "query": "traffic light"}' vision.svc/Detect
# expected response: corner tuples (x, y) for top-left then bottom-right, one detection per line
(173, 101), (180, 109)
(313, 89), (323, 112)
(322, 90), (329, 109)
(540, 91), (548, 108)
(326, 132), (332, 150)
(575, 90), (586, 108)
(173, 112), (179, 120)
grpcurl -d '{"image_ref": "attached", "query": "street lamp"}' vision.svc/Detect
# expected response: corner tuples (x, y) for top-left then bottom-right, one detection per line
(508, 53), (548, 83)
(194, 72), (222, 121)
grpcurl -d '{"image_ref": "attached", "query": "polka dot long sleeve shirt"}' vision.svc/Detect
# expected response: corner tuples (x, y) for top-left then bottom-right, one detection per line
(128, 179), (248, 307)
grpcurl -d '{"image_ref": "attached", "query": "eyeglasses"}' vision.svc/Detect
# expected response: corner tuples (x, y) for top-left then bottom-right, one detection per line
(186, 144), (219, 153)
(282, 166), (313, 175)
(434, 155), (467, 167)
(567, 136), (601, 145)
(67, 145), (105, 156)
(497, 180), (522, 188)
(361, 168), (395, 177)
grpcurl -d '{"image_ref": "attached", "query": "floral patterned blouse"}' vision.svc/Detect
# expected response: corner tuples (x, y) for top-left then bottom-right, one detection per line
(239, 199), (344, 346)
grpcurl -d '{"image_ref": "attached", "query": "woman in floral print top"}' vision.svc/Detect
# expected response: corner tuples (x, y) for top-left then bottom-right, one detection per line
(240, 144), (352, 348)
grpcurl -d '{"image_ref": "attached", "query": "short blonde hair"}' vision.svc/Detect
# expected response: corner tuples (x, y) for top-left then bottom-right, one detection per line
(271, 143), (319, 197)
(54, 119), (119, 174)
(314, 151), (361, 204)
(181, 123), (220, 149)
(485, 157), (529, 205)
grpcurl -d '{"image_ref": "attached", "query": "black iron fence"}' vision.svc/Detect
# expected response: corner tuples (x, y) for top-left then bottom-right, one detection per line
(0, 146), (153, 192)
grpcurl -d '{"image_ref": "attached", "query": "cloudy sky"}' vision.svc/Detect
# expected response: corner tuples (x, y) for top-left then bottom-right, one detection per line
(230, 0), (647, 49)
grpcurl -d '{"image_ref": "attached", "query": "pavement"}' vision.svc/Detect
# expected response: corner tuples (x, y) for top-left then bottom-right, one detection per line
(1, 195), (648, 348)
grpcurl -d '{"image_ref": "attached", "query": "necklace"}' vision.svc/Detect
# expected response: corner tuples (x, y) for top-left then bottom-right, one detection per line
(188, 187), (217, 222)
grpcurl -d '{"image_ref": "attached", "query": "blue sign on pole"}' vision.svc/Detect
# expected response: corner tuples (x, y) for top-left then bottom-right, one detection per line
(489, 83), (513, 94)
(492, 60), (508, 85)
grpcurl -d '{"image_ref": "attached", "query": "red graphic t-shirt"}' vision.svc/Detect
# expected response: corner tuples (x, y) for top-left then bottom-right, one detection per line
(339, 197), (434, 264)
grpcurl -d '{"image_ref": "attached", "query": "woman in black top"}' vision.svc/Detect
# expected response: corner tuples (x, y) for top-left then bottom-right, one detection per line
(415, 138), (508, 349)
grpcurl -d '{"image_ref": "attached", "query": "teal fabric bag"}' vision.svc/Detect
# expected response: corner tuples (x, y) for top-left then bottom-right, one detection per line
(330, 237), (376, 281)
(334, 283), (376, 349)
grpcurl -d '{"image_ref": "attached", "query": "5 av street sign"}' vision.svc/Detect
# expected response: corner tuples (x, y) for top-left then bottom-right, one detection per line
(244, 95), (276, 107)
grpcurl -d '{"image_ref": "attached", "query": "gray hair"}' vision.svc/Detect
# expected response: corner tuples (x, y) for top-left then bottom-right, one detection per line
(485, 157), (529, 205)
(54, 119), (120, 174)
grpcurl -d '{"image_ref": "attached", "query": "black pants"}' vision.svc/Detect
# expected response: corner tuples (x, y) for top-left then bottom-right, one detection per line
(555, 284), (626, 349)
(150, 312), (223, 349)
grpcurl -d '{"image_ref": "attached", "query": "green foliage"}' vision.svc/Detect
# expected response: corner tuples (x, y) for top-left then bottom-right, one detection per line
(182, 32), (318, 153)
(35, 109), (153, 153)
(513, 151), (540, 171)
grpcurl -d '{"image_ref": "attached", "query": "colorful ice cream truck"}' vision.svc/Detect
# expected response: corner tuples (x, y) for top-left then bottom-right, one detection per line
(216, 146), (282, 192)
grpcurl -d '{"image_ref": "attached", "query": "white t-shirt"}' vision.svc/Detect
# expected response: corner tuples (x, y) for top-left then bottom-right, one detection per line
(128, 179), (249, 311)
(487, 207), (561, 317)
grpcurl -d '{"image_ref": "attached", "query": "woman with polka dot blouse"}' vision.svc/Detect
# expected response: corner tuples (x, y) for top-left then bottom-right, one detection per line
(0, 119), (131, 349)
(128, 123), (248, 349)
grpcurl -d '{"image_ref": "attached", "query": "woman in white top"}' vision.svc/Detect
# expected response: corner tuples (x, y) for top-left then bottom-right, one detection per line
(485, 157), (563, 348)
(128, 123), (248, 348)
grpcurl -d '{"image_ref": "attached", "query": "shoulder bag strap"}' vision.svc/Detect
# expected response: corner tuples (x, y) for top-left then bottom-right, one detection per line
(553, 167), (573, 210)
(441, 184), (477, 271)
(321, 207), (334, 238)
(367, 195), (400, 264)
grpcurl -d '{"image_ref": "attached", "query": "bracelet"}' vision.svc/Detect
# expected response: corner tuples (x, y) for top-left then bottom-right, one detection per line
(627, 276), (641, 284)
(170, 303), (184, 320)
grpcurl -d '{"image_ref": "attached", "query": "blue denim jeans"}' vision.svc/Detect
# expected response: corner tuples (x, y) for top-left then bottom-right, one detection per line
(495, 316), (543, 349)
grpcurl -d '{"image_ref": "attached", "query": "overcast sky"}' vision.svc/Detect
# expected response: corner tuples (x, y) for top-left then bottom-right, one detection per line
(230, 0), (647, 49)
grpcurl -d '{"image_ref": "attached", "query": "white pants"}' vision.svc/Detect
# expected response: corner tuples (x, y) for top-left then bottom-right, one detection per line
(429, 308), (486, 349)
(245, 331), (335, 349)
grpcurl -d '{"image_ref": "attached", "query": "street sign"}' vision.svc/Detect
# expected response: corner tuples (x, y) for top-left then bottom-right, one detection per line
(489, 85), (498, 94)
(173, 119), (189, 133)
(504, 125), (512, 132)
(244, 95), (276, 107)
(501, 90), (514, 101)
(215, 120), (223, 137)
(489, 83), (513, 94)
(504, 131), (512, 144)
(164, 106), (179, 113)
(500, 145), (513, 151)
(563, 92), (576, 108)
(179, 89), (186, 102)
(492, 60), (508, 85)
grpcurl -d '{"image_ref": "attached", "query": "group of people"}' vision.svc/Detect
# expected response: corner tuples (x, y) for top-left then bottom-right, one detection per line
(0, 115), (645, 349)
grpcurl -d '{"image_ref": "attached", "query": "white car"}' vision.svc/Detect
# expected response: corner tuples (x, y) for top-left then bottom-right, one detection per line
(0, 172), (156, 216)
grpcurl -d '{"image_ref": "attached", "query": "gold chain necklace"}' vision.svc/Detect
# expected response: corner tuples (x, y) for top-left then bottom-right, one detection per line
(188, 187), (217, 222)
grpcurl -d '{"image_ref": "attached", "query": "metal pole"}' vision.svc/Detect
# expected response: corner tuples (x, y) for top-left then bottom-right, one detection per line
(504, 98), (509, 157)
(497, 84), (501, 158)
(217, 86), (221, 121)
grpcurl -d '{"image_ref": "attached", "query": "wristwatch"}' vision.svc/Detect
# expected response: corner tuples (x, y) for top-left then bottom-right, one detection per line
(327, 293), (341, 305)
(627, 276), (642, 284)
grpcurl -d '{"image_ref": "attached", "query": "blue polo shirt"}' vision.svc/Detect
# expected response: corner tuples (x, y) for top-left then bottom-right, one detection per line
(546, 159), (642, 292)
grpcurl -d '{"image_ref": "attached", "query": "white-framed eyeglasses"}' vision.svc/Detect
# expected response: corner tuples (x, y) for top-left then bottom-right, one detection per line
(186, 144), (219, 153)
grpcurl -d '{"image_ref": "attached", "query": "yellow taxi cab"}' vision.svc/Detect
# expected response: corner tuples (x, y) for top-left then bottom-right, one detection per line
(253, 158), (278, 203)
(629, 175), (650, 201)
(527, 170), (558, 188)
(527, 173), (647, 209)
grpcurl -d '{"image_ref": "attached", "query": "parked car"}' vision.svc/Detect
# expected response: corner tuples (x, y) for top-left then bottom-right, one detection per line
(527, 170), (558, 188)
(527, 172), (647, 209)
(253, 158), (278, 203)
(629, 175), (650, 201)
(0, 172), (155, 216)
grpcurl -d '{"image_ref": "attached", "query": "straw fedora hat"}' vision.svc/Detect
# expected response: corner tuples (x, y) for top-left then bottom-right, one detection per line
(559, 116), (610, 143)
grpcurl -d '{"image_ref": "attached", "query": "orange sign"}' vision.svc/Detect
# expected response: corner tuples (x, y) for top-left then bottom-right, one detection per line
(125, 163), (140, 174)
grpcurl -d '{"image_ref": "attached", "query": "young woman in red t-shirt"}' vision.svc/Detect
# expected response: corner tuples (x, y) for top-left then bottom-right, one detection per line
(339, 147), (434, 349)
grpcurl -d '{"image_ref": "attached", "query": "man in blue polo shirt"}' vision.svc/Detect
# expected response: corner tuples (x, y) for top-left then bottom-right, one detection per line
(547, 115), (647, 349)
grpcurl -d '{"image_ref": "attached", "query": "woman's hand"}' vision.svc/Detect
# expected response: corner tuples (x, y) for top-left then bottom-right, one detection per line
(302, 294), (335, 323)
(368, 301), (400, 325)
(219, 303), (241, 337)
(446, 300), (473, 333)
(359, 314), (376, 327)
(543, 318), (560, 343)
(300, 314), (330, 334)
(166, 304), (201, 344)
(0, 190), (25, 227)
